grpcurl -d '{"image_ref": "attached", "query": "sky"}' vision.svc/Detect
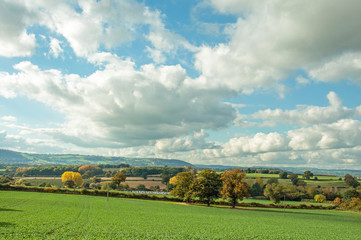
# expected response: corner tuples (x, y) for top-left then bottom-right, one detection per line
(1, 0), (361, 169)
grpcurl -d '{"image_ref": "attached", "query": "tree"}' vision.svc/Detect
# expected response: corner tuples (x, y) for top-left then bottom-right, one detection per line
(264, 183), (285, 204)
(344, 174), (360, 188)
(289, 174), (299, 186)
(303, 171), (313, 180)
(220, 169), (249, 208)
(249, 182), (263, 196)
(111, 172), (126, 190)
(61, 171), (82, 188)
(169, 171), (195, 201)
(191, 169), (222, 206)
(279, 171), (288, 179)
(256, 177), (264, 189)
(266, 178), (279, 185)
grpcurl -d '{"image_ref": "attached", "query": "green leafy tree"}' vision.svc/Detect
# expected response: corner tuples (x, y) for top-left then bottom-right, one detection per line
(169, 171), (196, 201)
(289, 174), (299, 186)
(266, 178), (279, 185)
(191, 169), (222, 206)
(344, 174), (360, 188)
(303, 171), (313, 180)
(264, 183), (285, 204)
(220, 169), (249, 208)
(111, 172), (126, 190)
(279, 171), (288, 179)
(250, 182), (263, 196)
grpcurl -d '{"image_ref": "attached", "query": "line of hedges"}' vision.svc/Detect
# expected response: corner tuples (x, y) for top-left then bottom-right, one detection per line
(0, 184), (336, 210)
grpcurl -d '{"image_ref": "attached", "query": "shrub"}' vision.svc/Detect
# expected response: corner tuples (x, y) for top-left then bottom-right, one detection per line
(314, 194), (326, 203)
(44, 187), (54, 193)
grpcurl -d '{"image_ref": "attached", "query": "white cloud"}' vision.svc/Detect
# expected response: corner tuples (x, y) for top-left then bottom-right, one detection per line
(1, 116), (17, 122)
(0, 0), (195, 59)
(252, 92), (361, 126)
(288, 119), (361, 150)
(155, 130), (217, 153)
(0, 58), (236, 148)
(192, 0), (361, 94)
(308, 53), (361, 85)
(49, 37), (63, 58)
(0, 1), (37, 57)
(206, 119), (361, 158)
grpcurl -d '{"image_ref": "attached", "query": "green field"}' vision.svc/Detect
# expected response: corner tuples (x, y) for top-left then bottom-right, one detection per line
(1, 191), (361, 239)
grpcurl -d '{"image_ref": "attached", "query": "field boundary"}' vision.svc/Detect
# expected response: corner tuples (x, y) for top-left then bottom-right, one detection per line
(0, 183), (338, 210)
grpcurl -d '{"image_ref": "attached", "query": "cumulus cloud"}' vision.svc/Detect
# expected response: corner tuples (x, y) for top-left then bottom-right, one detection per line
(0, 58), (236, 148)
(308, 53), (361, 85)
(192, 0), (361, 94)
(252, 92), (361, 126)
(205, 119), (361, 158)
(0, 1), (37, 57)
(155, 130), (217, 153)
(0, 0), (195, 59)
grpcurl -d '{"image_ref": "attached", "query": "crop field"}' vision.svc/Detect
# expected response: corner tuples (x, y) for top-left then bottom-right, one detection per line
(1, 191), (361, 239)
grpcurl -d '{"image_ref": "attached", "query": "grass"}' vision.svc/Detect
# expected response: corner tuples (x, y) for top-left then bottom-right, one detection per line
(246, 173), (280, 178)
(22, 178), (63, 187)
(1, 191), (361, 239)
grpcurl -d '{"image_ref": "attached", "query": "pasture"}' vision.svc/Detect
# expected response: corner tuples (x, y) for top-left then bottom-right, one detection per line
(1, 191), (361, 239)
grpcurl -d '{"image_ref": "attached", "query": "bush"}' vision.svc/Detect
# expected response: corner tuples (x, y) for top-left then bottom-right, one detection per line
(314, 194), (326, 203)
(44, 187), (54, 192)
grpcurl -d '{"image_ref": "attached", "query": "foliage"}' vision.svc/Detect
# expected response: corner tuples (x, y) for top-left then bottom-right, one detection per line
(289, 174), (299, 185)
(61, 171), (82, 187)
(15, 165), (80, 177)
(314, 194), (326, 203)
(0, 176), (13, 184)
(111, 172), (126, 190)
(169, 171), (195, 201)
(256, 177), (264, 188)
(220, 169), (249, 208)
(78, 165), (103, 178)
(249, 182), (263, 196)
(303, 171), (314, 180)
(121, 167), (186, 178)
(344, 174), (360, 188)
(343, 188), (360, 200)
(279, 171), (288, 179)
(191, 169), (222, 206)
(264, 183), (285, 204)
(333, 197), (341, 205)
(266, 177), (279, 185)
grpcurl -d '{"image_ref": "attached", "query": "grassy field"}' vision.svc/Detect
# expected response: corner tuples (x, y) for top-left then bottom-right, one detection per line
(1, 191), (361, 239)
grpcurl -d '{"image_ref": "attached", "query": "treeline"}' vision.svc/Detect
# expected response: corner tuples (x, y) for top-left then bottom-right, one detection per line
(120, 166), (187, 178)
(13, 164), (131, 177)
(15, 166), (80, 177)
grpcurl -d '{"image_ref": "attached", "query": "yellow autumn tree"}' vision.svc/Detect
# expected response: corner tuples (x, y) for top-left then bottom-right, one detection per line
(169, 171), (196, 202)
(61, 171), (82, 188)
(72, 172), (83, 186)
(220, 169), (249, 208)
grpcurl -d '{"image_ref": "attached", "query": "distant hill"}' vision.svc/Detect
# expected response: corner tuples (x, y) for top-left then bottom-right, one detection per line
(0, 149), (193, 167)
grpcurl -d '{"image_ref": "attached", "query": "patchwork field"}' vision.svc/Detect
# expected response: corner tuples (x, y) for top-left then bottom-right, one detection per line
(1, 191), (361, 239)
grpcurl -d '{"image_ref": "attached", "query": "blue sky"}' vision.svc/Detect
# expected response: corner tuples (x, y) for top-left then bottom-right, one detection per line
(1, 0), (361, 169)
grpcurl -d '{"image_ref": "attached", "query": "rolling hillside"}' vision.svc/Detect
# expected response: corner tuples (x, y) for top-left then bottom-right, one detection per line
(0, 149), (193, 167)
